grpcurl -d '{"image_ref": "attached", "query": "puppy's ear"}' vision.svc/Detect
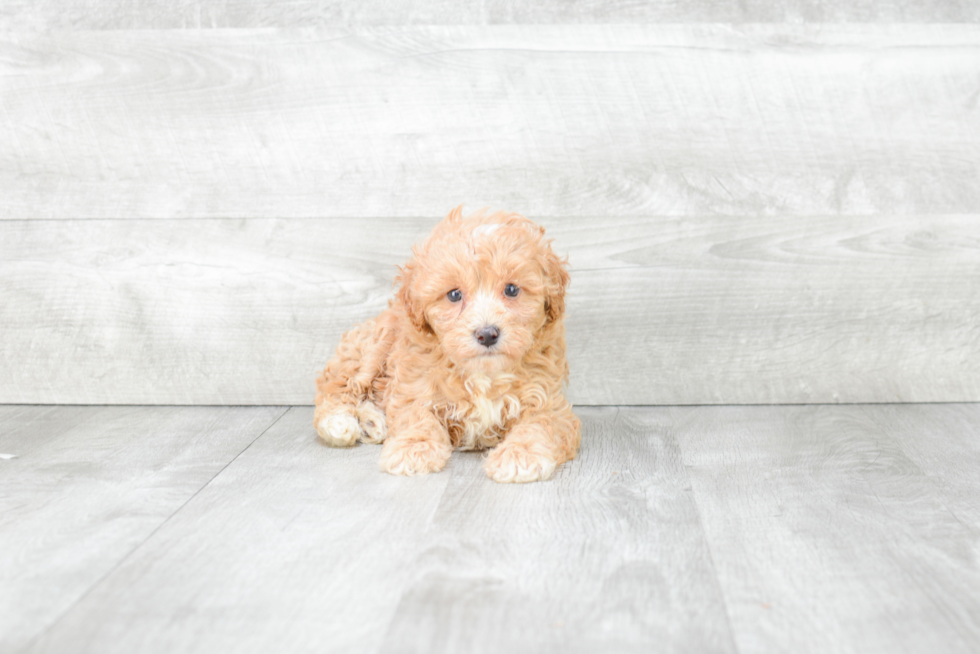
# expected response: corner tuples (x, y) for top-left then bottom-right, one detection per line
(395, 258), (431, 334)
(542, 248), (571, 324)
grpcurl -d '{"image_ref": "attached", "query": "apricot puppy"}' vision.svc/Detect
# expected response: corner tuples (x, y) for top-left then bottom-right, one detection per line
(314, 207), (580, 483)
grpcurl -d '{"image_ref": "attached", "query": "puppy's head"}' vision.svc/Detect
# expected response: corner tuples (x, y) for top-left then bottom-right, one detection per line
(396, 206), (569, 372)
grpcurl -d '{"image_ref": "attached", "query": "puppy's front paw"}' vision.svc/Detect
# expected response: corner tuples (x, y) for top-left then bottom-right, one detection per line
(484, 436), (557, 483)
(380, 433), (452, 476)
(355, 401), (388, 444)
(316, 410), (361, 448)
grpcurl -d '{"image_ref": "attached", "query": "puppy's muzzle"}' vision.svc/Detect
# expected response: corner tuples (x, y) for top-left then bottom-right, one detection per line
(475, 325), (500, 348)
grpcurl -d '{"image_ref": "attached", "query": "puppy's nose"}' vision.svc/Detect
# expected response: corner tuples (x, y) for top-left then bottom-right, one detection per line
(475, 325), (500, 348)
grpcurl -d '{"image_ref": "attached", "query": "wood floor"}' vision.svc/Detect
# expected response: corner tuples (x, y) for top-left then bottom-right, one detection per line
(3, 404), (978, 653)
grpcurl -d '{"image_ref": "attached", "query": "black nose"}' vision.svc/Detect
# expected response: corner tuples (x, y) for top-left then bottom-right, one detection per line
(475, 325), (500, 348)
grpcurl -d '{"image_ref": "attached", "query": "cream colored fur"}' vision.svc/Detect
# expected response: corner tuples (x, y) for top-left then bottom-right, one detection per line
(314, 207), (581, 483)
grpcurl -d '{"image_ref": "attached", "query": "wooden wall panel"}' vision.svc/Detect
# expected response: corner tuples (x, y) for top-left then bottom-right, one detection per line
(1, 215), (976, 405)
(2, 25), (977, 404)
(2, 26), (980, 220)
(2, 0), (978, 30)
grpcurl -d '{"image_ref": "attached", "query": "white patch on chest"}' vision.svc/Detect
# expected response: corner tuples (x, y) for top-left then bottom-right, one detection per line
(452, 373), (521, 450)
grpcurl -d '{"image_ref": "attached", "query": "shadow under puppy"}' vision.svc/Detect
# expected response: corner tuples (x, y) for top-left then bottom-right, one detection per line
(314, 207), (580, 483)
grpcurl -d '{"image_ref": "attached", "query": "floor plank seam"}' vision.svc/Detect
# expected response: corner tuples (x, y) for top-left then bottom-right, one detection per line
(670, 408), (742, 654)
(372, 451), (468, 651)
(16, 405), (292, 654)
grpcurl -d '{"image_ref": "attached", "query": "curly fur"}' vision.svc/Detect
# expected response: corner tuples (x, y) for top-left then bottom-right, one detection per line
(314, 207), (581, 483)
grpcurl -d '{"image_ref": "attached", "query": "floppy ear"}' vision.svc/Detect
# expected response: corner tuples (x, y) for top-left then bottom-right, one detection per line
(395, 258), (431, 334)
(542, 248), (571, 324)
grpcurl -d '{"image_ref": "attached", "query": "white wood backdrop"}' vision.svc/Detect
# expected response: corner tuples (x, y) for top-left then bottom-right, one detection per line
(1, 23), (978, 405)
(2, 1), (979, 29)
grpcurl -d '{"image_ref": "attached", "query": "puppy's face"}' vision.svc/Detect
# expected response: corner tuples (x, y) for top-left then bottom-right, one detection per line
(398, 208), (569, 373)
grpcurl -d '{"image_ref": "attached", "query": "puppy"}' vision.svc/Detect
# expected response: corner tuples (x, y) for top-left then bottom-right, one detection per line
(314, 207), (580, 483)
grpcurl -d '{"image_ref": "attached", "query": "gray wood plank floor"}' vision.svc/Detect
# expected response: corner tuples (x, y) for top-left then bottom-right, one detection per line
(3, 404), (978, 654)
(0, 405), (288, 653)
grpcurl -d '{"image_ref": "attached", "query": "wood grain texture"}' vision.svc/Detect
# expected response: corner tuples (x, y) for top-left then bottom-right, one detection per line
(379, 406), (735, 654)
(0, 404), (286, 653)
(673, 404), (980, 654)
(2, 214), (977, 405)
(864, 403), (980, 528)
(2, 26), (980, 219)
(10, 404), (980, 653)
(2, 0), (978, 29)
(22, 406), (738, 654)
(25, 406), (454, 654)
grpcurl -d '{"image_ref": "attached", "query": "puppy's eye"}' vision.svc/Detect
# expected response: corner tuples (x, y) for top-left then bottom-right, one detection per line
(504, 284), (520, 298)
(447, 289), (463, 303)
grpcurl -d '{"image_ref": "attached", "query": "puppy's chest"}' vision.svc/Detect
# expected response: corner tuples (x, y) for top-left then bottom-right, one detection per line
(443, 391), (521, 451)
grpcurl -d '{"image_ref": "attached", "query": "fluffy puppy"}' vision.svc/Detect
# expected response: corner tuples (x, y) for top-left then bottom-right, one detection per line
(314, 207), (580, 483)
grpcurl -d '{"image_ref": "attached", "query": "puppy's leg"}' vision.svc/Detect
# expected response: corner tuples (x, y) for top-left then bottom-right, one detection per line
(315, 316), (394, 448)
(355, 400), (387, 444)
(314, 405), (362, 448)
(485, 403), (581, 483)
(315, 400), (387, 448)
(379, 402), (452, 476)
